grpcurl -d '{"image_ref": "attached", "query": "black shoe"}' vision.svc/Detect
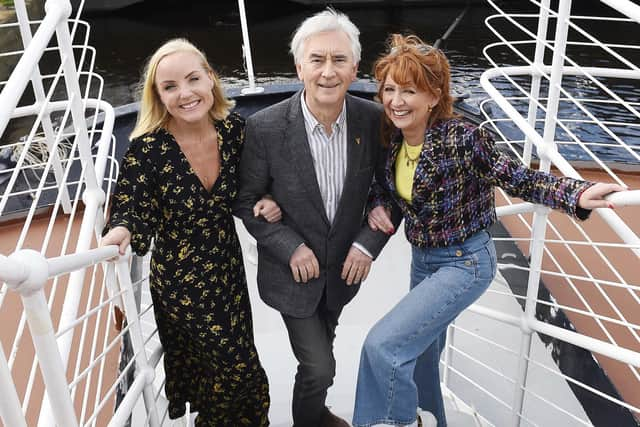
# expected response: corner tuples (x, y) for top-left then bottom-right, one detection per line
(320, 409), (350, 427)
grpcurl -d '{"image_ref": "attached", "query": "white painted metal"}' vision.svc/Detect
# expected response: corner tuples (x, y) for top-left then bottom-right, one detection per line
(0, 349), (27, 427)
(600, 0), (640, 23)
(5, 249), (79, 427)
(0, 6), (64, 138)
(115, 250), (161, 427)
(238, 0), (264, 95)
(13, 0), (72, 213)
(522, 0), (551, 166)
(1, 0), (639, 426)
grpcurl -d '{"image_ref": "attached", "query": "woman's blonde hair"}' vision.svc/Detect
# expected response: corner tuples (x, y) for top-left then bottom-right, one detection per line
(373, 34), (455, 145)
(130, 38), (234, 140)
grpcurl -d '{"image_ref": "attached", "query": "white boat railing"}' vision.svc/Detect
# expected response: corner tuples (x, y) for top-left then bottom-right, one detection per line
(0, 0), (639, 426)
(0, 0), (143, 425)
(461, 0), (640, 425)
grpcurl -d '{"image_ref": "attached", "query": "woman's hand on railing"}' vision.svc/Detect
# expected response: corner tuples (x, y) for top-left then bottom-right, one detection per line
(578, 183), (628, 210)
(100, 226), (131, 257)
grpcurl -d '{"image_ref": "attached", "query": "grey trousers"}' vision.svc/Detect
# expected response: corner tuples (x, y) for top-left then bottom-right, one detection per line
(282, 302), (342, 427)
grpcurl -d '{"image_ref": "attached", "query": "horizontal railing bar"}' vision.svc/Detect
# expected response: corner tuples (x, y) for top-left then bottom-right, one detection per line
(444, 365), (512, 410)
(450, 322), (521, 358)
(523, 386), (592, 426)
(532, 299), (640, 330)
(532, 319), (640, 366)
(54, 288), (124, 337)
(447, 344), (516, 385)
(524, 352), (640, 414)
(466, 303), (640, 367)
(48, 246), (118, 278)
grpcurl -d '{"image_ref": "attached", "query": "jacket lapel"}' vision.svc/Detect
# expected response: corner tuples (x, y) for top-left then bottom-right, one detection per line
(285, 91), (331, 227)
(331, 94), (365, 228)
(386, 133), (415, 216)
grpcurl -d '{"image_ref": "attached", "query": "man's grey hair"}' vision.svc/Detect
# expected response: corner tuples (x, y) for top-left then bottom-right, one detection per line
(290, 8), (361, 65)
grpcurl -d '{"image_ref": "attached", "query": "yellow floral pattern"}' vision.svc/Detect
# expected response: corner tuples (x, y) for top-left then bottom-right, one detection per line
(107, 113), (269, 426)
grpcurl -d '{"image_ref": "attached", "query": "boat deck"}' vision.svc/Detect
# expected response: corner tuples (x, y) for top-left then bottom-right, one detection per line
(2, 166), (638, 426)
(125, 218), (589, 426)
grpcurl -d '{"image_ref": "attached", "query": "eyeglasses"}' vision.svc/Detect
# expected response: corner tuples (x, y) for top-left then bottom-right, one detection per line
(389, 43), (435, 56)
(388, 43), (441, 81)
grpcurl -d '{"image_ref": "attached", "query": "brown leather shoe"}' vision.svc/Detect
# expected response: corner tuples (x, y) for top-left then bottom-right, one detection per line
(320, 409), (350, 427)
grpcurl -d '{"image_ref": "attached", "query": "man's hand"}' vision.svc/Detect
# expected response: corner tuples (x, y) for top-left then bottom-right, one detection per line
(289, 244), (320, 284)
(341, 246), (372, 286)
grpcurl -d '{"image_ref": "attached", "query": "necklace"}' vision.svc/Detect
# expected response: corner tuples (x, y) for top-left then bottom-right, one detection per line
(403, 141), (422, 167)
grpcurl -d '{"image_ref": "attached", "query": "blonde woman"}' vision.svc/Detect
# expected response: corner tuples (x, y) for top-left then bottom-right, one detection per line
(102, 39), (278, 426)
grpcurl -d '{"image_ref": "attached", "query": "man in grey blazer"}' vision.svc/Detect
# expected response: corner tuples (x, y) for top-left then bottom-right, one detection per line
(235, 9), (391, 427)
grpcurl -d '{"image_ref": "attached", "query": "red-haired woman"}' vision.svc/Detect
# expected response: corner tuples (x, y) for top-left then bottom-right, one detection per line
(352, 34), (626, 427)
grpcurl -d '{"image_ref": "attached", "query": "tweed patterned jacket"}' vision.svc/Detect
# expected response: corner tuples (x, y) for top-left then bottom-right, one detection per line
(370, 118), (594, 247)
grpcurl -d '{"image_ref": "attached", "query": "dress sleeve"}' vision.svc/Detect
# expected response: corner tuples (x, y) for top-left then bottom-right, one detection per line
(105, 135), (160, 255)
(468, 126), (594, 220)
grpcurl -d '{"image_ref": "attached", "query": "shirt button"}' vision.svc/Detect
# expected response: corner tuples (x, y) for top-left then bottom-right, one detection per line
(455, 250), (463, 257)
(464, 260), (472, 266)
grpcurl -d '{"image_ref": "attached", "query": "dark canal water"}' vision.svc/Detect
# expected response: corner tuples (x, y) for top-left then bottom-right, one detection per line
(83, 0), (639, 164)
(86, 1), (493, 106)
(3, 1), (639, 164)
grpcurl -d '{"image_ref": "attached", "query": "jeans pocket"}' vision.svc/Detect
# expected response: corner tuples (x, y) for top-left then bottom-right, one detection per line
(455, 251), (479, 279)
(483, 242), (497, 278)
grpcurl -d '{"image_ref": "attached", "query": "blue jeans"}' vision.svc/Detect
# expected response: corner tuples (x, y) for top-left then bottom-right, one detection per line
(353, 230), (497, 427)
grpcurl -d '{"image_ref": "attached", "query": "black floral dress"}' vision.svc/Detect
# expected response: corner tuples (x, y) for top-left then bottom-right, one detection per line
(107, 113), (269, 426)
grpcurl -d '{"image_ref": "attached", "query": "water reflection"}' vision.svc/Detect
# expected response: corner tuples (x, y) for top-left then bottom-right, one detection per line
(86, 2), (496, 105)
(2, 1), (639, 163)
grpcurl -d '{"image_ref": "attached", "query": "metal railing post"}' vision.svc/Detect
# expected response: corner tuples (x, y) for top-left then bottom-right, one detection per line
(28, 4), (113, 415)
(38, 189), (106, 426)
(50, 0), (99, 191)
(442, 321), (456, 390)
(0, 5), (65, 141)
(237, 0), (264, 94)
(0, 348), (27, 427)
(115, 249), (160, 427)
(540, 0), (573, 173)
(14, 0), (72, 212)
(511, 2), (573, 425)
(523, 0), (551, 166)
(4, 250), (79, 427)
(114, 254), (144, 427)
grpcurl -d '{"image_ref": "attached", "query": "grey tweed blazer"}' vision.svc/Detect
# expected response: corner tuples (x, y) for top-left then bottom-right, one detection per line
(235, 91), (390, 318)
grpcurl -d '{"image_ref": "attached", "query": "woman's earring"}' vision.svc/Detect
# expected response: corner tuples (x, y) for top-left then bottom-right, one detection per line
(427, 104), (433, 113)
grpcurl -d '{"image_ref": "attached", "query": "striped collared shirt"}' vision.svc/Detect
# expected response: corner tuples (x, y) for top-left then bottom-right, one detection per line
(300, 92), (348, 223)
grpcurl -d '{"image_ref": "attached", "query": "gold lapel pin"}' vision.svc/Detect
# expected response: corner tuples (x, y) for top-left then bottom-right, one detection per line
(355, 137), (361, 145)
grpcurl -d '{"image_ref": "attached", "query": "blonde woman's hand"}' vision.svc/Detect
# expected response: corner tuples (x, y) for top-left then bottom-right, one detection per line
(253, 196), (282, 223)
(368, 206), (394, 235)
(101, 226), (131, 256)
(578, 183), (627, 210)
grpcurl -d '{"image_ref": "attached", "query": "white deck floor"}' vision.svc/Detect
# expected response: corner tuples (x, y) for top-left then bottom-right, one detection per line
(136, 220), (589, 426)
